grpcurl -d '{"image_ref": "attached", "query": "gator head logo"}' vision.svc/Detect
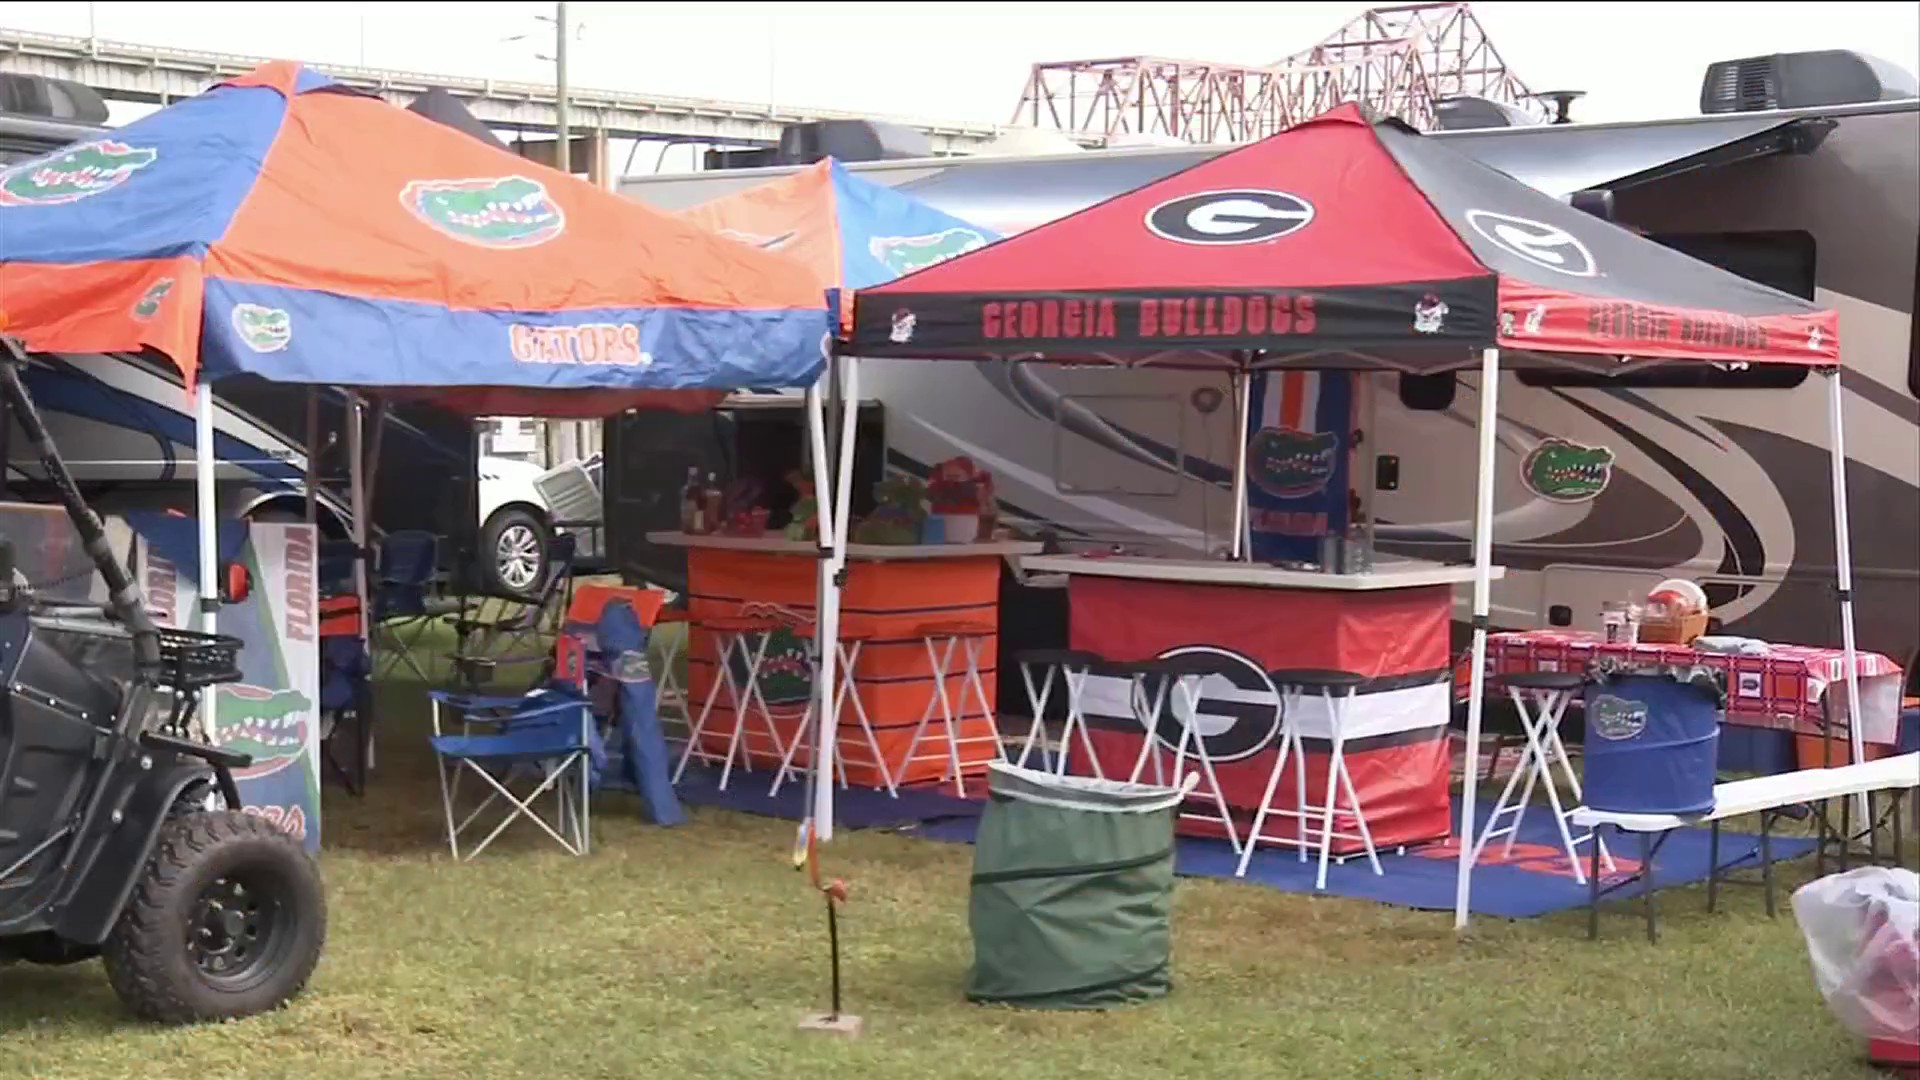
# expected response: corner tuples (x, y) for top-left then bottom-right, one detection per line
(213, 685), (312, 780)
(1247, 427), (1338, 499)
(869, 228), (989, 276)
(400, 176), (566, 249)
(1588, 694), (1648, 742)
(231, 303), (292, 353)
(0, 140), (158, 207)
(132, 278), (175, 321)
(724, 606), (814, 711)
(1521, 437), (1614, 503)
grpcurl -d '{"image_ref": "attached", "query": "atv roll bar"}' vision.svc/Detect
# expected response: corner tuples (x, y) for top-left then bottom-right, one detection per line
(0, 336), (163, 669)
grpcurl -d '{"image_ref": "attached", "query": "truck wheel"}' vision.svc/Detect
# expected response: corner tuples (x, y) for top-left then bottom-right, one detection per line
(102, 811), (326, 1024)
(479, 506), (549, 599)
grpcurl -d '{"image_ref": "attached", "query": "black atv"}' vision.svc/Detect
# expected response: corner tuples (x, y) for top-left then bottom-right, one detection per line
(0, 338), (325, 1023)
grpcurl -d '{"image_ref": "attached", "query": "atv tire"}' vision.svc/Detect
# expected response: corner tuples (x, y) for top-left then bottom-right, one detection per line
(102, 810), (326, 1024)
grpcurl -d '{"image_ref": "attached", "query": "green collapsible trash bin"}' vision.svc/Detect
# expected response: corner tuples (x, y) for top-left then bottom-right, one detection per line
(966, 762), (1195, 1009)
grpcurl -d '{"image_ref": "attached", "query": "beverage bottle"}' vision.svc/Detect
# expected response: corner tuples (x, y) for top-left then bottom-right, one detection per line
(702, 472), (723, 533)
(679, 467), (701, 533)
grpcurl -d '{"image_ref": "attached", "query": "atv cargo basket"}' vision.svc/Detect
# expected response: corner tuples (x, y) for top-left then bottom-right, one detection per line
(152, 627), (243, 690)
(965, 762), (1192, 1010)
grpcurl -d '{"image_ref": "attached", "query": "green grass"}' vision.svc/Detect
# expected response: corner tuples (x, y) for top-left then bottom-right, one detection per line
(0, 635), (1900, 1080)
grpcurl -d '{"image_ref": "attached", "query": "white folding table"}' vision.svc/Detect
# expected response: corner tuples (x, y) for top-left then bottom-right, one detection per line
(1569, 753), (1919, 942)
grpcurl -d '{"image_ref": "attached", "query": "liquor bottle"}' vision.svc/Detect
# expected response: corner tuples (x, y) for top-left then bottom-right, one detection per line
(680, 467), (702, 533)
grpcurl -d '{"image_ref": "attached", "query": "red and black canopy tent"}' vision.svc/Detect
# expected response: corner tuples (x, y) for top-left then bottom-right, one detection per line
(844, 102), (1860, 930)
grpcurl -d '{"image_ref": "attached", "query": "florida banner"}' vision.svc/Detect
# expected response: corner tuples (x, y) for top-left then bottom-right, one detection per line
(1244, 370), (1355, 563)
(128, 515), (322, 853)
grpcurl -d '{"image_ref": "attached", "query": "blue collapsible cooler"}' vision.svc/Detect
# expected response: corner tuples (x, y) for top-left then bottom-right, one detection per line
(1582, 664), (1725, 816)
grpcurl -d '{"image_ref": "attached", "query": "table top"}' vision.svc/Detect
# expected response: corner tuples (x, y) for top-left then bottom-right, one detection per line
(646, 531), (1043, 561)
(1020, 554), (1506, 592)
(1487, 629), (1903, 682)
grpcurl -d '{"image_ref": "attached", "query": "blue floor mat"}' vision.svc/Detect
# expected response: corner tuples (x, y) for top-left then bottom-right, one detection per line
(673, 764), (983, 830)
(911, 798), (1819, 919)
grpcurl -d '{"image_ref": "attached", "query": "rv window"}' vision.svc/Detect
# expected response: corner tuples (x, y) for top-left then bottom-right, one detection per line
(1519, 230), (1816, 390)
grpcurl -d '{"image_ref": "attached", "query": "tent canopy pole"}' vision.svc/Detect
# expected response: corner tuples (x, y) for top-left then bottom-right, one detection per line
(1454, 346), (1502, 932)
(1823, 370), (1871, 822)
(193, 382), (220, 743)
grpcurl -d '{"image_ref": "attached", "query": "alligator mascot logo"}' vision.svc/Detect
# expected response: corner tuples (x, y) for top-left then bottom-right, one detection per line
(723, 604), (815, 713)
(132, 278), (175, 321)
(870, 228), (989, 276)
(400, 176), (566, 249)
(0, 139), (158, 206)
(1247, 427), (1339, 499)
(231, 303), (293, 353)
(213, 685), (313, 781)
(1521, 437), (1614, 503)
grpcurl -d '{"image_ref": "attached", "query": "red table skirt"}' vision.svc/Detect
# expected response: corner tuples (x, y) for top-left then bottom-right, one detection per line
(1066, 575), (1455, 853)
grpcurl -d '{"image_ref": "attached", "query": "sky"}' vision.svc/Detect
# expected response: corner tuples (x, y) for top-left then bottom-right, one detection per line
(7, 2), (1919, 155)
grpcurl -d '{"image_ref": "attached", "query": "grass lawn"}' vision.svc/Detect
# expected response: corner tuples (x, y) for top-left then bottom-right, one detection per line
(0, 636), (1902, 1080)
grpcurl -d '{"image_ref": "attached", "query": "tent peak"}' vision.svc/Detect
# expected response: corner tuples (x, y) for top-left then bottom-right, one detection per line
(216, 60), (359, 101)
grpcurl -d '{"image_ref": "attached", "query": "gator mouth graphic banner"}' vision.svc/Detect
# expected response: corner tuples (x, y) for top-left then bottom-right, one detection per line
(1066, 574), (1454, 853)
(1245, 370), (1355, 563)
(130, 517), (321, 853)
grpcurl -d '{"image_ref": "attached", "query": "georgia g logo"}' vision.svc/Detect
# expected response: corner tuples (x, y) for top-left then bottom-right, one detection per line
(1145, 190), (1315, 246)
(1138, 645), (1283, 762)
(1465, 210), (1598, 277)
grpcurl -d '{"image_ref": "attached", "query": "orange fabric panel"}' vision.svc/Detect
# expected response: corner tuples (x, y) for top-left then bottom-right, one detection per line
(0, 257), (204, 382)
(673, 161), (851, 331)
(681, 547), (1005, 786)
(207, 92), (828, 314)
(568, 582), (668, 627)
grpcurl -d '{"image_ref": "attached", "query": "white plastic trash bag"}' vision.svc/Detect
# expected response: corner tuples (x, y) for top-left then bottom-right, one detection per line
(1790, 867), (1920, 1045)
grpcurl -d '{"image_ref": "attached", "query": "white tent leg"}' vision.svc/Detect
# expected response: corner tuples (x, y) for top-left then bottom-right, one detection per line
(1454, 347), (1501, 932)
(810, 358), (861, 837)
(804, 374), (840, 843)
(193, 382), (219, 743)
(346, 394), (370, 652)
(303, 388), (319, 525)
(1230, 370), (1251, 561)
(1824, 371), (1870, 823)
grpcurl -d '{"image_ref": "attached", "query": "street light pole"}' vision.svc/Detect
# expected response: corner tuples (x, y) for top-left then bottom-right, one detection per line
(545, 1), (577, 468)
(554, 2), (571, 172)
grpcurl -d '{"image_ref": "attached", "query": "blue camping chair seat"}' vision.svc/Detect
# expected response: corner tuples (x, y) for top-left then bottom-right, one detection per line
(429, 652), (604, 861)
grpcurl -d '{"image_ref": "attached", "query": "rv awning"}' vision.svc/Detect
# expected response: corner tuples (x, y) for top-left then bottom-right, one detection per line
(1436, 114), (1823, 197)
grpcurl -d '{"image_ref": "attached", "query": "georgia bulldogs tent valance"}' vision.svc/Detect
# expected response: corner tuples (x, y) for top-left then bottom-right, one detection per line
(849, 103), (1838, 373)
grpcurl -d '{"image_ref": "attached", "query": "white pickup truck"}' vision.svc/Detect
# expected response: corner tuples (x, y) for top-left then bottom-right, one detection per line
(478, 453), (604, 596)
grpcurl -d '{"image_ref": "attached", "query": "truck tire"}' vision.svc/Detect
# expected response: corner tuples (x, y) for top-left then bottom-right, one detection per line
(102, 811), (326, 1024)
(478, 506), (549, 599)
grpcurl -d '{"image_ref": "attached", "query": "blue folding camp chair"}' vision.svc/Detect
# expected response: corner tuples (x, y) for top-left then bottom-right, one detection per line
(428, 632), (606, 860)
(373, 530), (441, 681)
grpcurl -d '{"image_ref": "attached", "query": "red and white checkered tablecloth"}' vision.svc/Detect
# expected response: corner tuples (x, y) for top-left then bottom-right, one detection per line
(1462, 630), (1906, 742)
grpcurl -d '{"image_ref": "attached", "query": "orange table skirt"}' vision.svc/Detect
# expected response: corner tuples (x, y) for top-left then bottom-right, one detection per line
(684, 547), (1005, 788)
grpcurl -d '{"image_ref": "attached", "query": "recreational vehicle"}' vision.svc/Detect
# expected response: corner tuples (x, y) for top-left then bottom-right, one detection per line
(611, 50), (1920, 667)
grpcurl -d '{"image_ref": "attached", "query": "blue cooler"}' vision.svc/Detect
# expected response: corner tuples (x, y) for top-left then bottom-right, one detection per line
(1582, 664), (1725, 816)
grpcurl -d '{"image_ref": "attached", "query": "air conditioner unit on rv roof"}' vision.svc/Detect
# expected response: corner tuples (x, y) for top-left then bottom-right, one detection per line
(1702, 50), (1919, 113)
